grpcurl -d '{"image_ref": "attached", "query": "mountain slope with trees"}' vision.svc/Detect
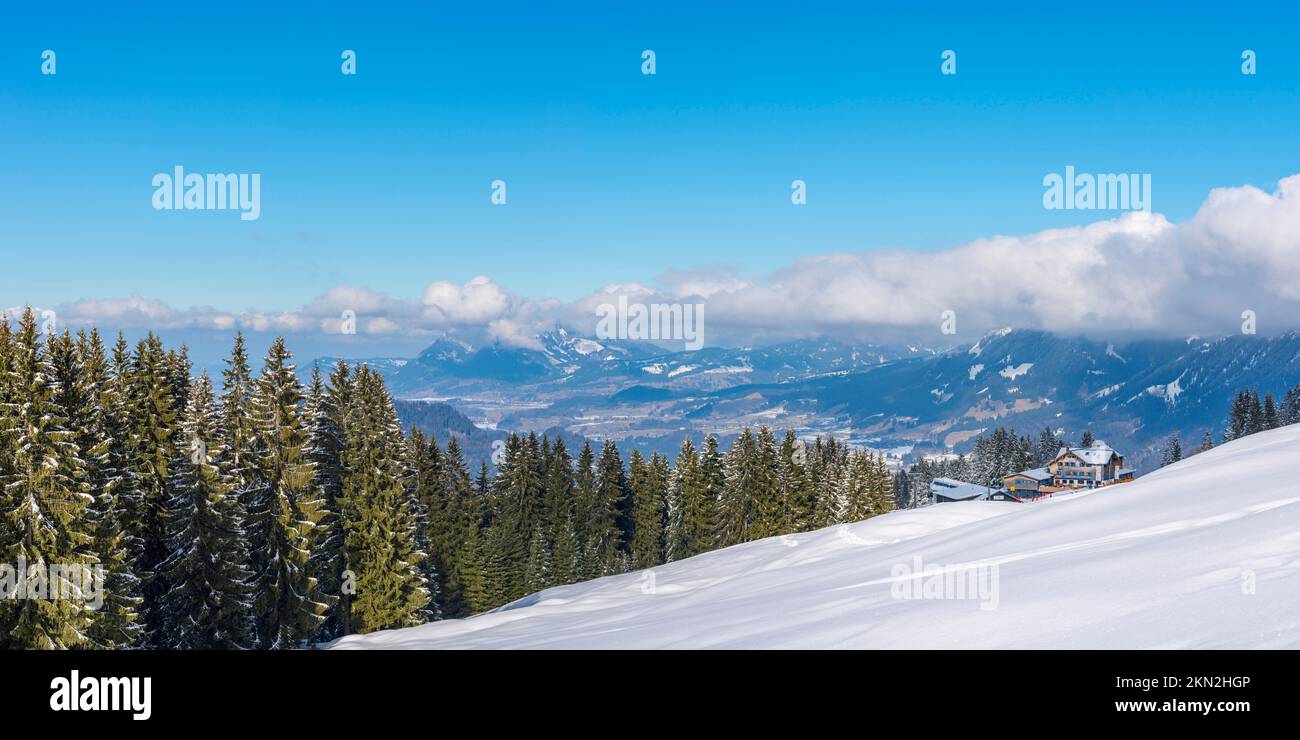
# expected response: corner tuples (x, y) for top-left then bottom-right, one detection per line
(0, 309), (903, 648)
(330, 422), (1300, 649)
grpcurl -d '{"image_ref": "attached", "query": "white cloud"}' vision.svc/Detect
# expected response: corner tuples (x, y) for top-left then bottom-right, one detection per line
(244, 312), (314, 334)
(421, 275), (511, 324)
(487, 318), (544, 350)
(53, 295), (235, 331)
(657, 269), (753, 299)
(35, 175), (1300, 346)
(305, 285), (395, 316)
(1184, 174), (1300, 300)
(364, 317), (401, 335)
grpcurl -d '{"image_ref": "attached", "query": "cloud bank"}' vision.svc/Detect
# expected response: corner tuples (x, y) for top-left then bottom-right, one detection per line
(25, 174), (1300, 347)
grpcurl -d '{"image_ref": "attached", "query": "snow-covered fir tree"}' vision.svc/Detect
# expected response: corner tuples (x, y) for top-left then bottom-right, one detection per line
(83, 331), (143, 648)
(628, 450), (665, 569)
(0, 310), (96, 648)
(125, 334), (179, 648)
(245, 338), (329, 648)
(160, 373), (255, 649)
(340, 366), (429, 633)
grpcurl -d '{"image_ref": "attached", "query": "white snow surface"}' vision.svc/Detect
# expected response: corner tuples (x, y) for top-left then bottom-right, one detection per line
(999, 362), (1033, 380)
(1144, 371), (1187, 406)
(329, 425), (1300, 649)
(571, 338), (605, 355)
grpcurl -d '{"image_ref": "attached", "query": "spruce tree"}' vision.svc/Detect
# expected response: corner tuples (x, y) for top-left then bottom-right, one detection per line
(522, 527), (553, 594)
(1281, 383), (1300, 425)
(751, 427), (783, 539)
(906, 457), (934, 508)
(819, 439), (852, 527)
(1160, 433), (1183, 467)
(586, 441), (628, 575)
(246, 338), (328, 647)
(628, 450), (665, 569)
(0, 315), (12, 463)
(572, 441), (597, 576)
(541, 437), (579, 585)
(866, 453), (895, 517)
(836, 449), (874, 523)
(492, 432), (542, 598)
(891, 469), (911, 510)
(1033, 426), (1061, 468)
(407, 427), (443, 622)
(0, 310), (96, 648)
(1014, 435), (1033, 473)
(652, 452), (671, 549)
(1224, 390), (1249, 442)
(217, 332), (258, 498)
(57, 330), (143, 648)
(778, 431), (813, 531)
(700, 435), (726, 508)
(666, 437), (706, 561)
(1247, 390), (1264, 435)
(438, 436), (476, 617)
(717, 428), (757, 546)
(0, 316), (13, 646)
(307, 359), (351, 638)
(458, 518), (491, 614)
(160, 373), (255, 649)
(482, 520), (514, 609)
(166, 345), (193, 417)
(339, 366), (429, 633)
(83, 331), (143, 648)
(125, 334), (178, 648)
(806, 438), (830, 526)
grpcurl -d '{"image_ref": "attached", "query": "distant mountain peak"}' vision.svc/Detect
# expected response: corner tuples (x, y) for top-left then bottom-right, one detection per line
(968, 327), (1015, 357)
(417, 336), (475, 362)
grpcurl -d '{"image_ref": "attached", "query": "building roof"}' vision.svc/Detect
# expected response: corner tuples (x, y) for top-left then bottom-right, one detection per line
(1056, 440), (1120, 466)
(1005, 467), (1052, 482)
(929, 477), (992, 501)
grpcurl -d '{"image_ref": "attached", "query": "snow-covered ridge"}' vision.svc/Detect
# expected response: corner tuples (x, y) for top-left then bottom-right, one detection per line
(967, 327), (1014, 357)
(330, 424), (1300, 649)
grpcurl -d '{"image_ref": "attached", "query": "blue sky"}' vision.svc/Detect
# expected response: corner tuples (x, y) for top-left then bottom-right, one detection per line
(3, 1), (1300, 345)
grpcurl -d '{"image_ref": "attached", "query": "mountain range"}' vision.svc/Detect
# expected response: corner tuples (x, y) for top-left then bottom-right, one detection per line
(320, 327), (1300, 473)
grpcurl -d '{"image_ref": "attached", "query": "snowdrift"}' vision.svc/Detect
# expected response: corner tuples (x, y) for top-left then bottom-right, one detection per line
(330, 425), (1300, 649)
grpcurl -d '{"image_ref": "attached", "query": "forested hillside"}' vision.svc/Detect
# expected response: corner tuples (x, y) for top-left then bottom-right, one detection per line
(0, 308), (903, 648)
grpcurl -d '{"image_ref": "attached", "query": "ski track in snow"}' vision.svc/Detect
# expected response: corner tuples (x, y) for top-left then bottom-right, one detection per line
(329, 425), (1300, 650)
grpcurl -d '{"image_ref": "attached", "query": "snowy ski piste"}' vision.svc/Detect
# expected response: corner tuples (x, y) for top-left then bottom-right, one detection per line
(330, 425), (1300, 649)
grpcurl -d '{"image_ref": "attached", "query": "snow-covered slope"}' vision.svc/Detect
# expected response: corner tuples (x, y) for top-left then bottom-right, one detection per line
(330, 425), (1300, 649)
